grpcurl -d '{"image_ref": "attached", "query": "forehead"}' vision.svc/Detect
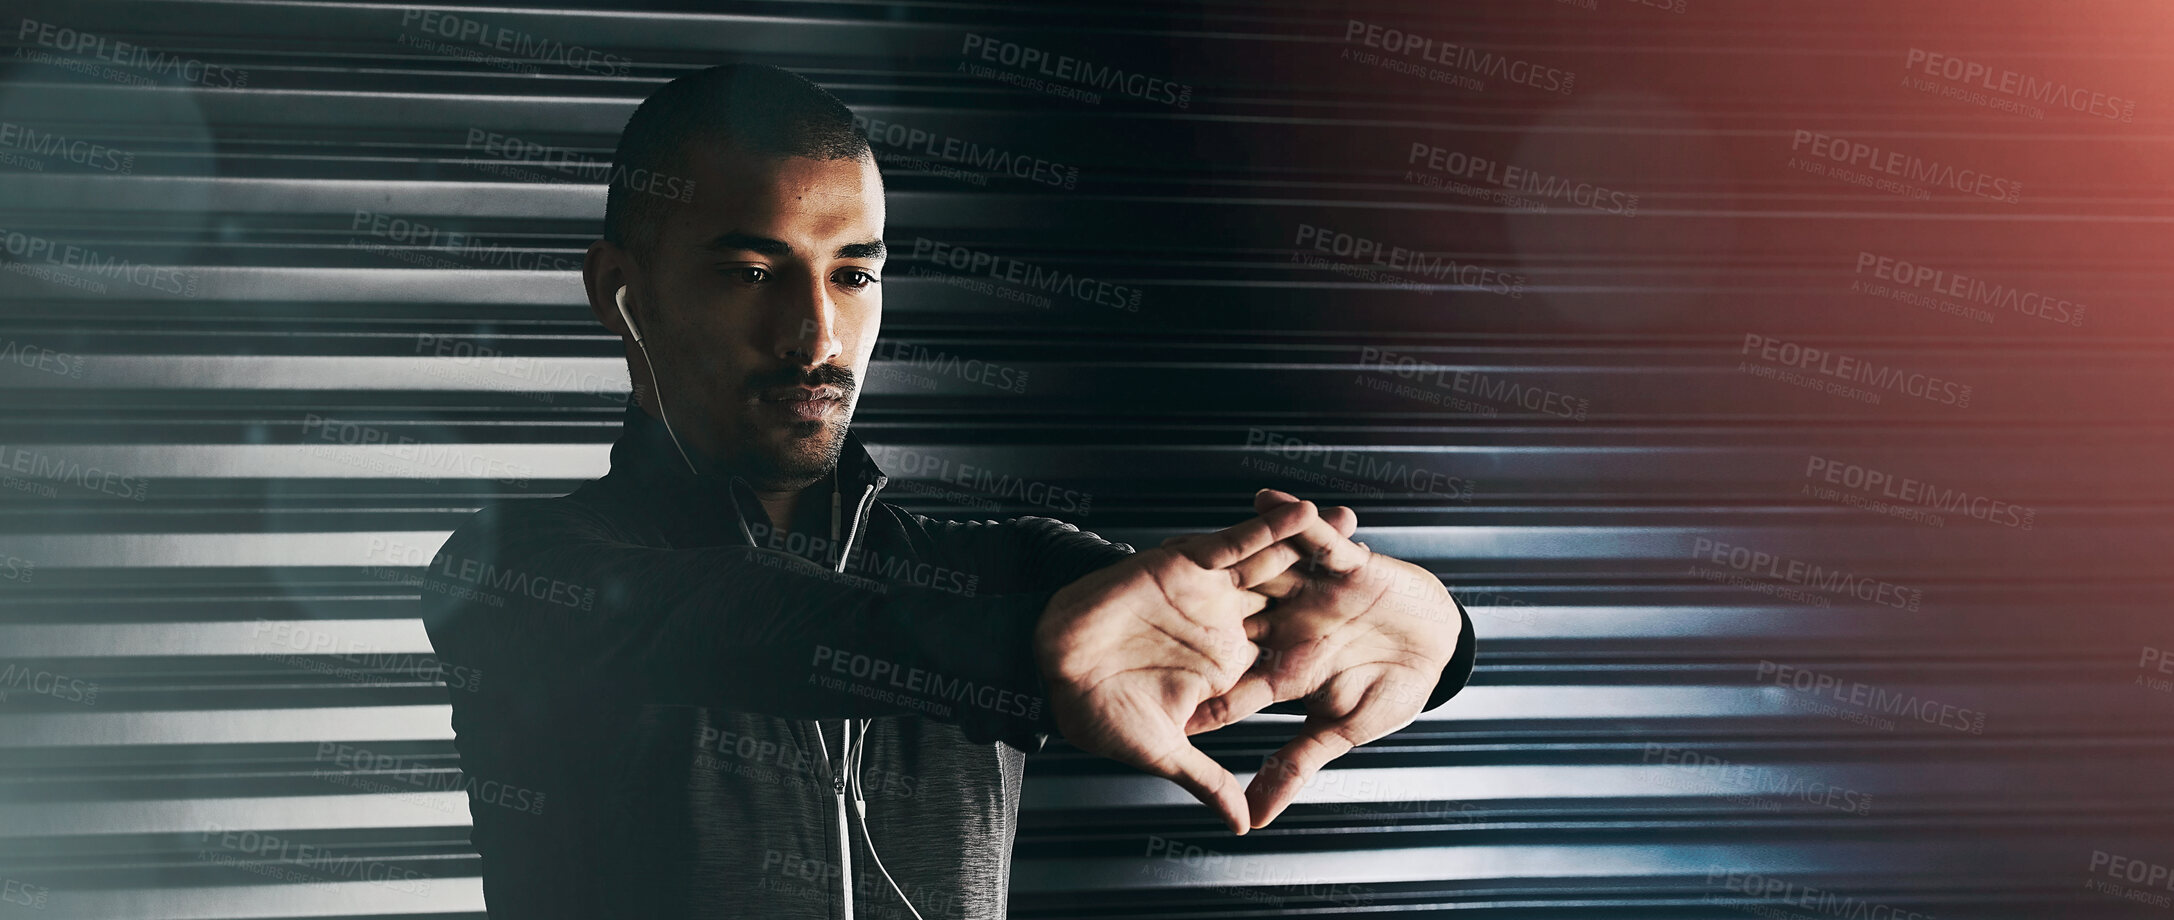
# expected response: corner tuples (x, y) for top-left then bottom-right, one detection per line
(662, 147), (884, 253)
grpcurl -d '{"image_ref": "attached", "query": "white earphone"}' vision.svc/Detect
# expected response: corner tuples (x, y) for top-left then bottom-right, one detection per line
(614, 285), (643, 343)
(616, 285), (699, 476)
(619, 285), (919, 919)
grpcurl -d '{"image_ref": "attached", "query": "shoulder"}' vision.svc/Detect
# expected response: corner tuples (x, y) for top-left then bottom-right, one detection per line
(433, 484), (633, 562)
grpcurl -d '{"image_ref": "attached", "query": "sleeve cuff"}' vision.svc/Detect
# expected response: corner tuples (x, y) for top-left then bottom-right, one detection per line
(957, 589), (1059, 754)
(1421, 596), (1479, 714)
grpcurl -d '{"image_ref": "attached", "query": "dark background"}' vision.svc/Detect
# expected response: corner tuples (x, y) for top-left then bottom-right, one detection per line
(1, 0), (2170, 917)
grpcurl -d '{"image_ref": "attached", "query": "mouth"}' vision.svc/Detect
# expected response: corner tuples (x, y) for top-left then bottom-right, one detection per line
(756, 385), (847, 422)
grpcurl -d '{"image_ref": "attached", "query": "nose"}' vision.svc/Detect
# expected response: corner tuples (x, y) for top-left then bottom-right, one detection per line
(774, 273), (843, 368)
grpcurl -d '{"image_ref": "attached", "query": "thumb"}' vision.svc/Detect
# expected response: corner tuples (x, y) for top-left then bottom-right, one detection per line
(1185, 672), (1278, 736)
(1244, 724), (1356, 829)
(1152, 742), (1253, 836)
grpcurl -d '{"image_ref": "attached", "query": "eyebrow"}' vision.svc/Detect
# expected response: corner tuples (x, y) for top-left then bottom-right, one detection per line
(704, 232), (885, 261)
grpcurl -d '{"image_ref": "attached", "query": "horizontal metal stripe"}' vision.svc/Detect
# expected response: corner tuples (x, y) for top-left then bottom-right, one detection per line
(0, 439), (2144, 498)
(0, 533), (450, 567)
(0, 620), (431, 657)
(0, 684), (2029, 748)
(0, 444), (604, 479)
(4, 754), (2142, 838)
(0, 706), (451, 748)
(2, 794), (471, 838)
(1023, 760), (2093, 812)
(0, 606), (1951, 652)
(1007, 840), (2084, 891)
(3, 880), (482, 920)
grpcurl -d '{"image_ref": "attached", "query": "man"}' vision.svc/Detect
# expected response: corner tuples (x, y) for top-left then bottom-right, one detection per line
(419, 63), (1476, 919)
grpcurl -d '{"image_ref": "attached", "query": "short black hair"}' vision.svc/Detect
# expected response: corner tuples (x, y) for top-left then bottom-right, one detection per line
(603, 63), (870, 259)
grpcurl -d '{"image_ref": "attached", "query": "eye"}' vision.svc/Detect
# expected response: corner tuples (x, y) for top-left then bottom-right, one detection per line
(833, 268), (881, 291)
(721, 266), (769, 284)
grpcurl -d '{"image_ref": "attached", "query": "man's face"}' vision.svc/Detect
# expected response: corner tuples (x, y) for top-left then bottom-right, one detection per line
(611, 146), (885, 490)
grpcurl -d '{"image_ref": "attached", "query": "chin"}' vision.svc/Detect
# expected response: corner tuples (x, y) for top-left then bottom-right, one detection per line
(750, 420), (846, 484)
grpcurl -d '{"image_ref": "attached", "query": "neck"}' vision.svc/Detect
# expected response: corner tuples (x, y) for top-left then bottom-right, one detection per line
(754, 487), (804, 534)
(753, 466), (842, 534)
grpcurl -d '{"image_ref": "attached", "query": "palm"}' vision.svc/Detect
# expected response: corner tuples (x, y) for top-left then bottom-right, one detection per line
(1035, 501), (1333, 835)
(1043, 549), (1256, 793)
(1171, 491), (1465, 828)
(1239, 556), (1460, 825)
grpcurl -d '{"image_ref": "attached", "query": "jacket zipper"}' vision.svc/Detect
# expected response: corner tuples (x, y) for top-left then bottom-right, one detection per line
(731, 472), (882, 920)
(829, 482), (877, 920)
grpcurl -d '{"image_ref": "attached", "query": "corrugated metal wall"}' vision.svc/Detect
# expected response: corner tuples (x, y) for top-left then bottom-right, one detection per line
(2, 0), (2171, 917)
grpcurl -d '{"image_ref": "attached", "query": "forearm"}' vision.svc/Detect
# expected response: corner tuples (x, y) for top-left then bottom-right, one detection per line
(419, 504), (1059, 746)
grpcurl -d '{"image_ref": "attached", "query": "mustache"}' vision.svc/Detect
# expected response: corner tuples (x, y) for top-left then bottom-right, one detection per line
(744, 363), (856, 394)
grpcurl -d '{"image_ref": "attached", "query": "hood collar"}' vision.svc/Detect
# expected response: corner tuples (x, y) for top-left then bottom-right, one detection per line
(598, 398), (888, 544)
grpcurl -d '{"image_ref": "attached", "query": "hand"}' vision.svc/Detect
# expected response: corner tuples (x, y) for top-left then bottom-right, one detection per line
(1194, 489), (1465, 829)
(1034, 498), (1328, 835)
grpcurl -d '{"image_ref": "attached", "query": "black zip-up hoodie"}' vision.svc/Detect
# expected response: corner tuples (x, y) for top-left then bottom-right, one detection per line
(419, 402), (1477, 919)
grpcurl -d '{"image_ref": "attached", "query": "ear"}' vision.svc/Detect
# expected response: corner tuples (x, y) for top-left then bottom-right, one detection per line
(583, 239), (638, 341)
